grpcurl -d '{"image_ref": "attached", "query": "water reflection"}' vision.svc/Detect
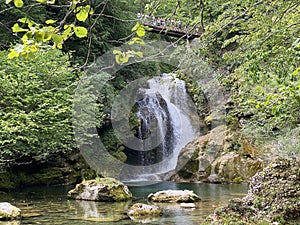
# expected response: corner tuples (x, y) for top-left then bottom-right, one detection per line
(71, 200), (130, 222)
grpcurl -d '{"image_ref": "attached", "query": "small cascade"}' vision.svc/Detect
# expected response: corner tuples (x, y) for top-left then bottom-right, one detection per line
(122, 74), (199, 181)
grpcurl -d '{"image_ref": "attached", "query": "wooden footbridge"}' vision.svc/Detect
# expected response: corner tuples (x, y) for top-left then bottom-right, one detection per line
(142, 22), (202, 40)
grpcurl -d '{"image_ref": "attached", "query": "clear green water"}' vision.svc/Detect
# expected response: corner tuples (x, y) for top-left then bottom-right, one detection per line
(0, 182), (248, 225)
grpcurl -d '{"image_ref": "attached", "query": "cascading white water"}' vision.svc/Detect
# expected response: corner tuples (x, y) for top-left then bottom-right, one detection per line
(122, 73), (199, 181)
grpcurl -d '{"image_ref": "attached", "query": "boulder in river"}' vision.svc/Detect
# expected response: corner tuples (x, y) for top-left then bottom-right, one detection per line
(148, 190), (201, 203)
(0, 202), (21, 220)
(68, 178), (132, 202)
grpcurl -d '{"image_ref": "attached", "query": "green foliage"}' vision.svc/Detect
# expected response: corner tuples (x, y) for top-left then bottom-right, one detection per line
(0, 49), (79, 166)
(191, 0), (300, 151)
(5, 0), (92, 58)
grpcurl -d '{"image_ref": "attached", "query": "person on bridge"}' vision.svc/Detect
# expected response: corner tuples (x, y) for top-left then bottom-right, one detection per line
(177, 20), (182, 29)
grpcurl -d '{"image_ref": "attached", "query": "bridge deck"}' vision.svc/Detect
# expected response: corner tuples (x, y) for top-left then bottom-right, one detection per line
(142, 22), (201, 40)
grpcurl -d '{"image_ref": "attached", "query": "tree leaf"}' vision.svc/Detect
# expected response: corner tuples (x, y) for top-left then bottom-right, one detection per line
(76, 7), (89, 22)
(45, 19), (56, 24)
(12, 23), (28, 32)
(18, 18), (35, 27)
(136, 29), (145, 37)
(36, 0), (47, 3)
(8, 50), (20, 59)
(131, 23), (140, 32)
(51, 34), (64, 48)
(34, 31), (45, 42)
(113, 50), (122, 55)
(14, 0), (24, 8)
(135, 51), (143, 58)
(6, 0), (13, 4)
(73, 26), (87, 38)
(62, 27), (73, 40)
(115, 53), (129, 64)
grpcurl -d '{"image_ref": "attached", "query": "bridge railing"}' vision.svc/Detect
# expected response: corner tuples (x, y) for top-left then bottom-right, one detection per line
(137, 14), (202, 36)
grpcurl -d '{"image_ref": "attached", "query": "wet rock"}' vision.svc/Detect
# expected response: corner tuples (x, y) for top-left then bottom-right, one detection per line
(68, 178), (132, 202)
(128, 203), (162, 217)
(206, 157), (300, 224)
(148, 190), (201, 203)
(0, 203), (21, 220)
(171, 125), (265, 183)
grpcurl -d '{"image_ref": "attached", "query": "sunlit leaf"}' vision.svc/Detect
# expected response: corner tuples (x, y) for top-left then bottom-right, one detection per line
(136, 29), (145, 37)
(135, 51), (143, 58)
(76, 10), (88, 22)
(74, 26), (87, 38)
(75, 5), (93, 22)
(115, 53), (129, 64)
(8, 50), (20, 59)
(14, 0), (24, 8)
(18, 18), (35, 27)
(12, 23), (28, 32)
(131, 23), (140, 32)
(45, 19), (56, 24)
(6, 0), (13, 4)
(128, 37), (145, 45)
(113, 50), (122, 55)
(62, 27), (73, 40)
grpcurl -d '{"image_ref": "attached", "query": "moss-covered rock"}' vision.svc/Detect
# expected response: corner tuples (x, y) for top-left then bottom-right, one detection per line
(0, 203), (21, 220)
(204, 157), (300, 224)
(68, 178), (132, 202)
(148, 190), (201, 203)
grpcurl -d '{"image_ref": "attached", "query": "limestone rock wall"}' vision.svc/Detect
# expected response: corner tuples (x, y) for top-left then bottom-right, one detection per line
(171, 125), (265, 183)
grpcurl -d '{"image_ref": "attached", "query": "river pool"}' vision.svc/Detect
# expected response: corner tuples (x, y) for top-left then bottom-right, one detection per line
(0, 182), (248, 225)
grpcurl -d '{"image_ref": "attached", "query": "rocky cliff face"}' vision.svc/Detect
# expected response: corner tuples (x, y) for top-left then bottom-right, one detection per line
(170, 125), (265, 183)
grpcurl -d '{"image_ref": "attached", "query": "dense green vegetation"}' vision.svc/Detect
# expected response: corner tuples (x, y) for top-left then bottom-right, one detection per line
(0, 0), (299, 179)
(200, 0), (300, 151)
(0, 50), (78, 168)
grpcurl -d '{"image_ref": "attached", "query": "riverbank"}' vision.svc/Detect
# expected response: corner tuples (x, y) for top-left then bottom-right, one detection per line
(203, 157), (300, 224)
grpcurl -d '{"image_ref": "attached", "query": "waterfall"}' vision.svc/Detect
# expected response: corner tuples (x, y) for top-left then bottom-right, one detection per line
(122, 73), (199, 181)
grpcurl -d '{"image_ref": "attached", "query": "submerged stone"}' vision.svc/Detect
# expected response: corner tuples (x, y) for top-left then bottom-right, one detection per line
(148, 190), (201, 203)
(128, 203), (162, 217)
(0, 202), (21, 220)
(68, 178), (132, 202)
(128, 203), (163, 223)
